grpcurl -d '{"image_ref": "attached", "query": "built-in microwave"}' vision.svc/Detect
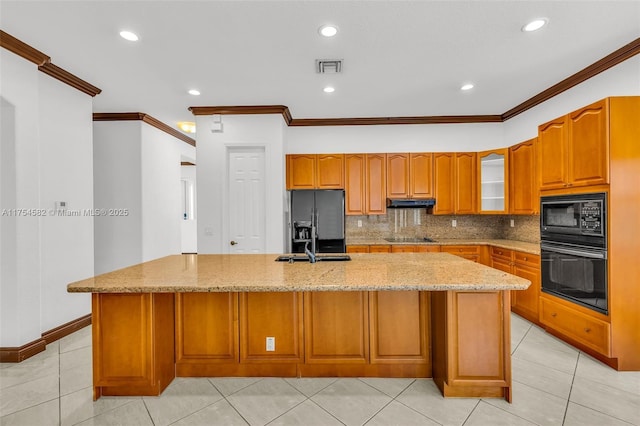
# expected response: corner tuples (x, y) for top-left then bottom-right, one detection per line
(540, 192), (606, 248)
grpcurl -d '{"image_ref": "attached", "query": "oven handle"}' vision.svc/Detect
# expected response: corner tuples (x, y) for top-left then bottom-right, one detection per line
(541, 243), (607, 260)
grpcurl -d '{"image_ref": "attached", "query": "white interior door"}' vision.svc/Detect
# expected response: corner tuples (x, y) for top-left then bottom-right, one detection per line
(227, 147), (266, 253)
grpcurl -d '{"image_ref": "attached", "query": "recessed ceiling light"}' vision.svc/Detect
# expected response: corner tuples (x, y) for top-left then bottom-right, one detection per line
(177, 122), (196, 134)
(188, 89), (201, 96)
(323, 86), (335, 93)
(460, 83), (474, 91)
(119, 30), (139, 41)
(522, 18), (548, 32)
(319, 25), (338, 37)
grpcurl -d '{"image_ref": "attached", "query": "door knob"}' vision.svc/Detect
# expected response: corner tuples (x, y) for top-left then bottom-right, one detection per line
(230, 241), (238, 246)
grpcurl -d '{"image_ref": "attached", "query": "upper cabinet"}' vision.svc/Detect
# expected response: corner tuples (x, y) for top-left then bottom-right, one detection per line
(344, 154), (386, 215)
(387, 153), (433, 199)
(478, 148), (509, 214)
(286, 154), (344, 190)
(538, 99), (609, 191)
(509, 138), (538, 215)
(433, 153), (476, 215)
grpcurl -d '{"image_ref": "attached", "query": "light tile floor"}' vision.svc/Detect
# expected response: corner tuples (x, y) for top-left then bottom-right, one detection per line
(1, 314), (639, 425)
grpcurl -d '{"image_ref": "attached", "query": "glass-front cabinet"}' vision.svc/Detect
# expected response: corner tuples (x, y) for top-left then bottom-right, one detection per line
(478, 149), (509, 214)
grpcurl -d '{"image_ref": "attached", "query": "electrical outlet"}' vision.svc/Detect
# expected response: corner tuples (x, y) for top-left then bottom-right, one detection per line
(452, 219), (457, 228)
(357, 220), (363, 228)
(266, 337), (275, 351)
(510, 219), (515, 227)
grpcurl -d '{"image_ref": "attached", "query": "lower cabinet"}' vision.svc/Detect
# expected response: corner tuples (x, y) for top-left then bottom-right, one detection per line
(92, 293), (175, 399)
(431, 290), (512, 401)
(490, 247), (540, 325)
(441, 245), (481, 262)
(346, 245), (369, 253)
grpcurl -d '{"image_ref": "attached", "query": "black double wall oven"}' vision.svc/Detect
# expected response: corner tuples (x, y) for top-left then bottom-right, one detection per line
(540, 192), (608, 315)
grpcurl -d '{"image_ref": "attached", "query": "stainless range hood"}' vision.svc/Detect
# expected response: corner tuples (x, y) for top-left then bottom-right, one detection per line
(386, 198), (436, 208)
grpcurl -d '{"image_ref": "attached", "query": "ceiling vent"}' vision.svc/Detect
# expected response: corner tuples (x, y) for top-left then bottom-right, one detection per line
(316, 59), (343, 74)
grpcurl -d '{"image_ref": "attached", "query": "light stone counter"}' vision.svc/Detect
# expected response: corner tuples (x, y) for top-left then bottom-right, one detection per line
(67, 253), (530, 294)
(347, 238), (540, 255)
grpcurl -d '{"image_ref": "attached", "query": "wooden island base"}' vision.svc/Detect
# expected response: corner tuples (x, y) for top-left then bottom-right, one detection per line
(91, 290), (511, 402)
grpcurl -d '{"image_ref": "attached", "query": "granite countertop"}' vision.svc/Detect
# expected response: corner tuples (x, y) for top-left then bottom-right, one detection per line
(346, 238), (540, 255)
(67, 253), (530, 293)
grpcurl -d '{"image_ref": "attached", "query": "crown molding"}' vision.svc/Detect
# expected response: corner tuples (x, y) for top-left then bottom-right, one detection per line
(38, 62), (102, 97)
(502, 37), (640, 121)
(289, 115), (503, 126)
(189, 105), (292, 124)
(94, 113), (196, 147)
(0, 30), (50, 66)
(181, 161), (196, 166)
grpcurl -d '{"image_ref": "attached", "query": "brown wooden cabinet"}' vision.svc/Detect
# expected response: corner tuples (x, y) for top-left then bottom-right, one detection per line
(387, 153), (433, 199)
(304, 292), (369, 364)
(490, 248), (540, 325)
(239, 292), (303, 363)
(346, 245), (369, 253)
(175, 293), (238, 372)
(538, 99), (609, 191)
(509, 138), (538, 214)
(286, 154), (344, 189)
(369, 291), (429, 364)
(431, 290), (511, 400)
(93, 293), (175, 398)
(433, 153), (476, 215)
(369, 245), (392, 253)
(441, 245), (481, 262)
(345, 154), (386, 215)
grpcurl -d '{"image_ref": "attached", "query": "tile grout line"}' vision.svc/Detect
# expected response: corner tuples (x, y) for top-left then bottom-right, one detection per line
(386, 380), (444, 425)
(58, 342), (62, 426)
(561, 351), (581, 425)
(460, 400), (481, 426)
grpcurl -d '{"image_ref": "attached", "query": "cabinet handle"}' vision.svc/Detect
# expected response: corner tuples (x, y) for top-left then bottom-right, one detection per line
(230, 241), (238, 246)
(584, 328), (591, 333)
(523, 257), (528, 261)
(551, 313), (557, 317)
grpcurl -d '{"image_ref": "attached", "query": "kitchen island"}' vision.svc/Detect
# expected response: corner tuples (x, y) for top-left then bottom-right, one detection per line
(67, 253), (530, 402)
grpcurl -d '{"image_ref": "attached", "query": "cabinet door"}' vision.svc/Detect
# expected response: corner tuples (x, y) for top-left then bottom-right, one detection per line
(370, 291), (429, 363)
(509, 139), (537, 215)
(317, 154), (344, 189)
(304, 292), (369, 363)
(409, 153), (433, 198)
(387, 153), (410, 198)
(491, 257), (512, 274)
(176, 293), (238, 363)
(455, 153), (477, 214)
(478, 149), (509, 214)
(568, 99), (609, 187)
(441, 245), (480, 262)
(512, 252), (540, 324)
(415, 245), (440, 253)
(345, 154), (365, 215)
(366, 154), (387, 214)
(538, 117), (567, 190)
(239, 292), (303, 363)
(286, 155), (316, 189)
(433, 153), (455, 215)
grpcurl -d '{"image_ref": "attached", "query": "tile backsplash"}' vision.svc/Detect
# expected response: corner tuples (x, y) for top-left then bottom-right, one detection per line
(346, 209), (540, 243)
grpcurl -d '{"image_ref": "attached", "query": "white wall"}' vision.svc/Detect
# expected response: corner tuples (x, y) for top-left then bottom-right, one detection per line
(196, 114), (285, 254)
(94, 121), (188, 272)
(286, 122), (504, 154)
(181, 165), (197, 253)
(0, 50), (93, 346)
(140, 125), (183, 262)
(93, 122), (142, 274)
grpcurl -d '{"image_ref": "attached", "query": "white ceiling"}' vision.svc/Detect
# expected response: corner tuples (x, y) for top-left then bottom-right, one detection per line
(2, 1), (639, 135)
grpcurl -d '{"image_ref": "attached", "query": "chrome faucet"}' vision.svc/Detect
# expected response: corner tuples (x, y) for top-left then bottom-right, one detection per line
(304, 241), (316, 263)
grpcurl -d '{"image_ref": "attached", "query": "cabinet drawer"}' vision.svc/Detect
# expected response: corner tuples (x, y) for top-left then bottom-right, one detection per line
(441, 245), (480, 255)
(490, 247), (513, 261)
(391, 245), (417, 253)
(541, 298), (610, 356)
(369, 245), (392, 253)
(346, 245), (369, 253)
(514, 251), (539, 268)
(414, 245), (440, 253)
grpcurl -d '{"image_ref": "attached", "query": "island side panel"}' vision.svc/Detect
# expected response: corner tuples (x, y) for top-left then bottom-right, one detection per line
(431, 290), (512, 402)
(92, 293), (175, 399)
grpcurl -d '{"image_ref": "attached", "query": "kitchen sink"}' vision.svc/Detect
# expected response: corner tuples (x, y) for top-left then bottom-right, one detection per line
(383, 237), (436, 243)
(275, 254), (351, 262)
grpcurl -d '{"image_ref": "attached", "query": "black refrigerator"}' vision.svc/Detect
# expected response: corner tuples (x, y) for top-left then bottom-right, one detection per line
(288, 190), (346, 254)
